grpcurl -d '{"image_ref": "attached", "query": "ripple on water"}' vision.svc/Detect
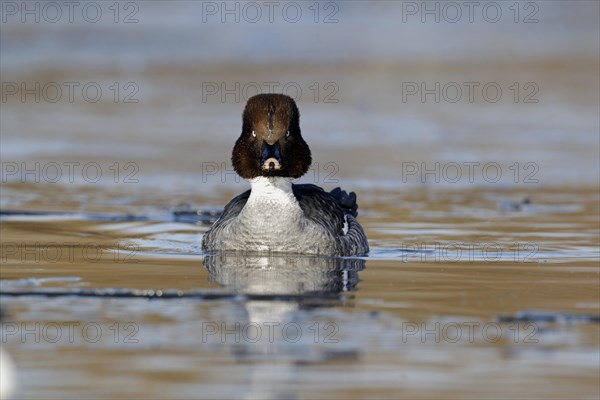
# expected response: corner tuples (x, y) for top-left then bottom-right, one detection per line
(0, 186), (598, 399)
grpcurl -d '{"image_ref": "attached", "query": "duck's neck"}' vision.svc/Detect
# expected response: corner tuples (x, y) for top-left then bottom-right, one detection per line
(239, 177), (302, 231)
(244, 176), (301, 220)
(248, 176), (295, 199)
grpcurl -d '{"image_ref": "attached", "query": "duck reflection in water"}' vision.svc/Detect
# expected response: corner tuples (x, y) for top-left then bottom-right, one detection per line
(202, 253), (366, 362)
(204, 252), (365, 297)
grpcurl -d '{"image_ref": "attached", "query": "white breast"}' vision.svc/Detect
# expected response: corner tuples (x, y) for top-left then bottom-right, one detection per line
(237, 177), (304, 240)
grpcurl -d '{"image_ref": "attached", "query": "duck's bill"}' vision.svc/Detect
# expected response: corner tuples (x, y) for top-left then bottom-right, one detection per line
(261, 158), (282, 171)
(260, 142), (283, 172)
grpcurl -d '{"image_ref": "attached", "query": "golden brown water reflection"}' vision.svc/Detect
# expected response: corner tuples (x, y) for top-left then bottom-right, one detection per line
(1, 184), (598, 399)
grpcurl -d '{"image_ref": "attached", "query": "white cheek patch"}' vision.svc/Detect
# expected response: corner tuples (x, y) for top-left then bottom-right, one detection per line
(342, 215), (349, 235)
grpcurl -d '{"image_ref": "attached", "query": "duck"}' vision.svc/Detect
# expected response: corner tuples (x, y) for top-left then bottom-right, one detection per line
(202, 94), (369, 256)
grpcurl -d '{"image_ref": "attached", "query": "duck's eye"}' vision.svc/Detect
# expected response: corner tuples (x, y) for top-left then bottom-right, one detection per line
(286, 131), (291, 138)
(251, 131), (256, 137)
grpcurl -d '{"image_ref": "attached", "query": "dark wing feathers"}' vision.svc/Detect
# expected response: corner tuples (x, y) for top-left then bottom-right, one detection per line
(293, 184), (369, 255)
(329, 187), (358, 218)
(292, 184), (356, 235)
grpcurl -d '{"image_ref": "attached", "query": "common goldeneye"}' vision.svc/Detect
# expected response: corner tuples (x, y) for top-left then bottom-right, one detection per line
(202, 94), (369, 256)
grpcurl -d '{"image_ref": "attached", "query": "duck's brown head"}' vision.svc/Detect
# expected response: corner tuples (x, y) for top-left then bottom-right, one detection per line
(232, 94), (312, 179)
